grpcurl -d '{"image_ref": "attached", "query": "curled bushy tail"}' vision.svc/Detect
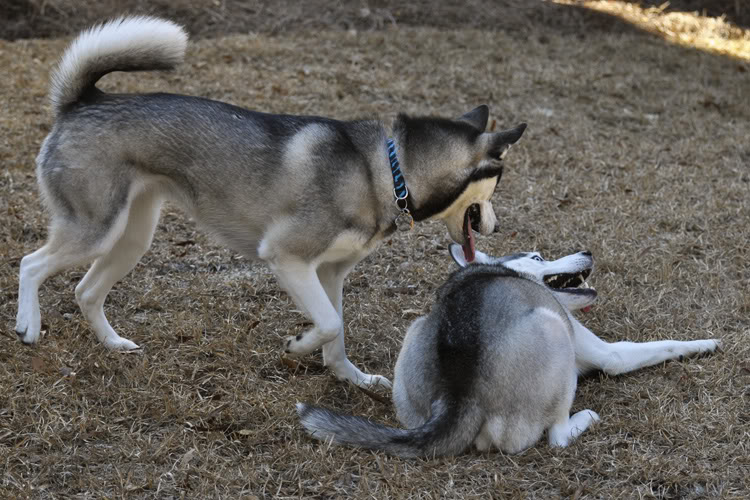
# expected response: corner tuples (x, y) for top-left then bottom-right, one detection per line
(50, 16), (187, 116)
(297, 400), (482, 457)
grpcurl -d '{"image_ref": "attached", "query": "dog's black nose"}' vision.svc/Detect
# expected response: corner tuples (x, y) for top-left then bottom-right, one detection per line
(580, 250), (592, 256)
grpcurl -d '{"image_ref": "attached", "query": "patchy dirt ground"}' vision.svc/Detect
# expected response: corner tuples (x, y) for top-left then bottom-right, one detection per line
(1, 2), (749, 499)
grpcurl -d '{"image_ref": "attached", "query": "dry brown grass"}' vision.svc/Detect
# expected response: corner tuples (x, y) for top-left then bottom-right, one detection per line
(7, 0), (749, 41)
(555, 0), (750, 60)
(2, 2), (750, 499)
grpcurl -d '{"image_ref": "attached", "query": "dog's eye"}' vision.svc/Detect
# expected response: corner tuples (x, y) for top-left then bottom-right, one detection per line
(531, 255), (544, 262)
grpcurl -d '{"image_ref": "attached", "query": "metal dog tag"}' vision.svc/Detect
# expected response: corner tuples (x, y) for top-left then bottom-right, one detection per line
(395, 211), (414, 232)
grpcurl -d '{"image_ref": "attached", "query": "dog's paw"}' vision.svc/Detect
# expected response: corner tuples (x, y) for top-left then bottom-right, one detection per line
(284, 327), (338, 357)
(684, 339), (722, 358)
(578, 409), (600, 425)
(15, 316), (42, 345)
(551, 409), (600, 447)
(16, 326), (41, 345)
(329, 358), (393, 390)
(284, 332), (314, 357)
(695, 339), (722, 358)
(101, 335), (140, 351)
(358, 374), (393, 390)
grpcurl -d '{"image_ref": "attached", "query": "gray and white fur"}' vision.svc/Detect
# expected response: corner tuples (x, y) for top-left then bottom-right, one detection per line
(298, 246), (720, 456)
(15, 16), (527, 389)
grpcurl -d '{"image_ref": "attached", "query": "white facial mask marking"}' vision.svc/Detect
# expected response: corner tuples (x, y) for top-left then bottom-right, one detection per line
(435, 178), (498, 244)
(435, 177), (497, 220)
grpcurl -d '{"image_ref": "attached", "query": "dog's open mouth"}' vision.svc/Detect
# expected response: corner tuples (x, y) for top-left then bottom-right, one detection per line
(543, 269), (591, 289)
(462, 205), (480, 263)
(543, 268), (597, 312)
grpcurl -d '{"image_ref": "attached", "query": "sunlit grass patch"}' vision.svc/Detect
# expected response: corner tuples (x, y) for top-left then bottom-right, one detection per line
(554, 0), (750, 60)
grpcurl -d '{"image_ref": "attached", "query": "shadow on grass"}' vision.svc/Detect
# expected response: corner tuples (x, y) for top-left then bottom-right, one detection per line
(0, 0), (745, 43)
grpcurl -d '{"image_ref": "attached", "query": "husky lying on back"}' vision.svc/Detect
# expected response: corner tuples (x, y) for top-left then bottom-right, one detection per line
(298, 245), (720, 456)
(14, 16), (527, 388)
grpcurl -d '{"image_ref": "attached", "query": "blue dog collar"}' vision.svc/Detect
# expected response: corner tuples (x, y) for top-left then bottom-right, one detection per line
(386, 138), (413, 231)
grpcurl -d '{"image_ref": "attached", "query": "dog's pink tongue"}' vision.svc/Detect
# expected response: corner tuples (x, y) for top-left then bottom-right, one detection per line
(581, 306), (593, 313)
(463, 212), (476, 262)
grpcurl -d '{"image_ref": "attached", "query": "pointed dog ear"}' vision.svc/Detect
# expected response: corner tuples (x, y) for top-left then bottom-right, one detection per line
(458, 105), (490, 132)
(488, 123), (527, 159)
(450, 243), (493, 267)
(449, 243), (470, 267)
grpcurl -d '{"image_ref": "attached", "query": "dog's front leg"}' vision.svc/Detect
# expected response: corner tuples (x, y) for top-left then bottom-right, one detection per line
(572, 318), (720, 375)
(317, 262), (392, 389)
(269, 259), (343, 357)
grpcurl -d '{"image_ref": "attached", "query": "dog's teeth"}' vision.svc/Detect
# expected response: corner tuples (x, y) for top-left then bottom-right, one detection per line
(582, 280), (590, 289)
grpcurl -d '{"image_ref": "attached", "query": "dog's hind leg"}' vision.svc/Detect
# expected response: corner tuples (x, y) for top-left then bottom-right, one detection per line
(546, 371), (600, 448)
(474, 421), (494, 452)
(484, 416), (548, 454)
(16, 219), (104, 344)
(73, 191), (162, 350)
(547, 409), (600, 448)
(572, 319), (720, 376)
(317, 261), (392, 389)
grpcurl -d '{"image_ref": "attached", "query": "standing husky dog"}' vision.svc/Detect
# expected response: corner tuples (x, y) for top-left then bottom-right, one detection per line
(14, 16), (527, 388)
(298, 245), (720, 455)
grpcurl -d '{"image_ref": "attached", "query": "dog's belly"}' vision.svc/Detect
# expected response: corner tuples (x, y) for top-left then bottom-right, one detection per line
(314, 230), (380, 265)
(255, 223), (381, 265)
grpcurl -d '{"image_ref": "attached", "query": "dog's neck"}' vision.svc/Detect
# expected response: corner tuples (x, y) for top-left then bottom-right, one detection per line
(385, 120), (443, 224)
